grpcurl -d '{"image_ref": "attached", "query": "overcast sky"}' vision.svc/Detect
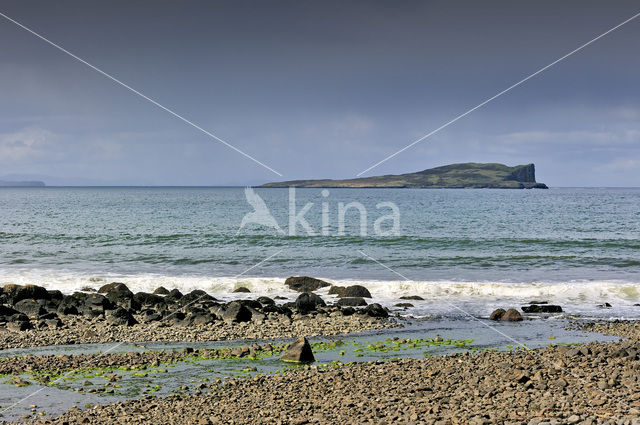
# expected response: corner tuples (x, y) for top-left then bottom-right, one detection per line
(0, 0), (639, 186)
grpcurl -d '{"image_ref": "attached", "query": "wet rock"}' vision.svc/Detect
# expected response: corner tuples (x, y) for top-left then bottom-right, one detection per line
(133, 292), (166, 309)
(329, 285), (372, 298)
(597, 302), (612, 309)
(361, 303), (388, 318)
(285, 276), (331, 293)
(7, 320), (32, 331)
(336, 297), (368, 307)
(394, 303), (414, 308)
(152, 286), (170, 295)
(280, 336), (315, 363)
(295, 293), (326, 314)
(105, 307), (138, 326)
(3, 284), (50, 304)
(490, 308), (506, 320)
(256, 296), (275, 306)
(179, 290), (216, 306)
(500, 308), (523, 322)
(56, 296), (80, 315)
(222, 302), (252, 324)
(98, 282), (129, 294)
(522, 304), (563, 313)
(233, 287), (251, 293)
(13, 299), (47, 318)
(165, 289), (183, 302)
(400, 295), (424, 301)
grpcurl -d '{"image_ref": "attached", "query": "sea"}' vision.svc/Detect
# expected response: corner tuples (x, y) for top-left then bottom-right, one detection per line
(1, 186), (639, 320)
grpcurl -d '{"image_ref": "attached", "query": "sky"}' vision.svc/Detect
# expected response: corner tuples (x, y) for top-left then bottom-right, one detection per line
(0, 0), (639, 186)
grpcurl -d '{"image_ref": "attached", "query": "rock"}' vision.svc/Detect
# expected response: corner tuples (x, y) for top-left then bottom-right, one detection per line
(340, 307), (356, 316)
(400, 295), (424, 301)
(222, 302), (252, 323)
(98, 282), (129, 294)
(179, 290), (216, 306)
(3, 284), (50, 304)
(133, 292), (166, 309)
(295, 293), (326, 314)
(394, 303), (413, 308)
(328, 285), (372, 298)
(152, 286), (170, 295)
(13, 299), (47, 318)
(0, 305), (24, 321)
(56, 296), (80, 315)
(256, 296), (275, 306)
(285, 276), (331, 293)
(597, 303), (612, 308)
(336, 297), (368, 307)
(500, 308), (523, 322)
(105, 307), (138, 326)
(232, 287), (251, 293)
(490, 309), (506, 320)
(280, 336), (315, 363)
(521, 304), (563, 313)
(165, 289), (183, 302)
(7, 321), (32, 331)
(361, 303), (388, 318)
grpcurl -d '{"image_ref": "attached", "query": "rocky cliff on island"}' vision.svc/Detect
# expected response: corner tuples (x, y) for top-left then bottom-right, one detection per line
(261, 163), (548, 189)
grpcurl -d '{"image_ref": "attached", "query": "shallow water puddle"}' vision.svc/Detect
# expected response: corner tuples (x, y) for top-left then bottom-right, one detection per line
(0, 318), (619, 423)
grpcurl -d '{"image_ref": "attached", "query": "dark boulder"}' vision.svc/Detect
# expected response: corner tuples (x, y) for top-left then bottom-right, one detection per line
(98, 282), (129, 294)
(105, 307), (138, 326)
(400, 295), (424, 301)
(0, 305), (24, 321)
(47, 290), (64, 301)
(521, 304), (563, 313)
(256, 296), (275, 306)
(394, 303), (414, 308)
(152, 286), (170, 295)
(133, 292), (166, 309)
(237, 299), (262, 310)
(280, 336), (315, 363)
(336, 297), (368, 307)
(57, 295), (81, 315)
(165, 289), (183, 302)
(285, 276), (331, 293)
(3, 284), (50, 304)
(233, 287), (251, 293)
(501, 308), (523, 322)
(489, 308), (506, 320)
(13, 299), (47, 318)
(361, 303), (388, 318)
(329, 285), (372, 298)
(295, 293), (326, 314)
(222, 301), (252, 323)
(179, 290), (216, 306)
(340, 307), (356, 316)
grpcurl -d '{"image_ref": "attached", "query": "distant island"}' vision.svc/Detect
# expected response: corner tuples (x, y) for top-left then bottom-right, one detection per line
(261, 163), (548, 189)
(0, 180), (46, 187)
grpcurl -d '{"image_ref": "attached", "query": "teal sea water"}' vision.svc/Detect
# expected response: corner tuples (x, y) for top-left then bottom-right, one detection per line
(1, 187), (639, 318)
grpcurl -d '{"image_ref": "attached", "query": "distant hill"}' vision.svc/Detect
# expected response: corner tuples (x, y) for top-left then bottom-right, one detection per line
(261, 163), (548, 189)
(0, 180), (46, 187)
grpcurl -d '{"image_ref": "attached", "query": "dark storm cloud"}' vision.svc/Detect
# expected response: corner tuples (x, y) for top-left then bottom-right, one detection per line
(0, 0), (638, 185)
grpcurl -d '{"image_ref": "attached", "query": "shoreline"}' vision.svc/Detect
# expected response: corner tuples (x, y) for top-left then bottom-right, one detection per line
(6, 320), (639, 425)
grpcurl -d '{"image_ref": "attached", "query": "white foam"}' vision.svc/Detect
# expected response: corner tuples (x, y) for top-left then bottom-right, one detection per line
(1, 269), (639, 318)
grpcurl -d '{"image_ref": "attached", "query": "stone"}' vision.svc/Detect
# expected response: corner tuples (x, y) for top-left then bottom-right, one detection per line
(295, 293), (326, 314)
(329, 285), (372, 298)
(361, 303), (388, 318)
(500, 308), (523, 322)
(232, 287), (251, 293)
(13, 299), (47, 318)
(105, 307), (138, 326)
(400, 295), (424, 300)
(256, 296), (275, 306)
(489, 309), (506, 320)
(98, 282), (130, 294)
(521, 304), (563, 313)
(336, 297), (368, 307)
(280, 336), (315, 363)
(222, 302), (252, 323)
(285, 276), (331, 292)
(152, 286), (170, 295)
